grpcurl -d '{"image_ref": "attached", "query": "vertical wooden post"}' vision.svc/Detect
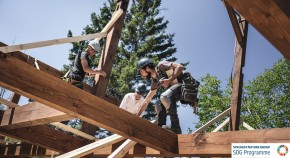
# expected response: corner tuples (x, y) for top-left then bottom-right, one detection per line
(9, 93), (21, 105)
(229, 19), (248, 131)
(80, 0), (129, 137)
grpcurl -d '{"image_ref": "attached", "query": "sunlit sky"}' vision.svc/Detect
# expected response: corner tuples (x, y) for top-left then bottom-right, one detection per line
(0, 0), (282, 133)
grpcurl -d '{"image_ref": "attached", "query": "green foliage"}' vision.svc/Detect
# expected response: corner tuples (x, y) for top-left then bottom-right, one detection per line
(64, 0), (178, 136)
(195, 74), (231, 132)
(194, 59), (289, 132)
(242, 59), (290, 129)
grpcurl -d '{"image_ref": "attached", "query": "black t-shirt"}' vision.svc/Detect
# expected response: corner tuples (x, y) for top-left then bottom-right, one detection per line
(70, 51), (90, 81)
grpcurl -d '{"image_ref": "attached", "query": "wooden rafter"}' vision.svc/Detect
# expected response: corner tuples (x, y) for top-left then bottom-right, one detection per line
(56, 134), (125, 158)
(0, 33), (107, 54)
(229, 16), (248, 131)
(0, 125), (90, 153)
(0, 53), (178, 154)
(225, 0), (290, 60)
(192, 108), (231, 133)
(212, 117), (230, 132)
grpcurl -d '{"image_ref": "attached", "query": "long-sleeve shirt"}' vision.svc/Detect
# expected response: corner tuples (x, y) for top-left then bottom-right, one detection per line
(119, 93), (145, 116)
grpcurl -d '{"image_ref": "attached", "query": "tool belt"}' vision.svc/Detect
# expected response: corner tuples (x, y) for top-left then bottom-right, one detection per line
(62, 77), (83, 89)
(180, 72), (199, 105)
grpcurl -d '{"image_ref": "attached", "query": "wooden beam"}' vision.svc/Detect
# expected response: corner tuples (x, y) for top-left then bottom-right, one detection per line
(0, 42), (63, 78)
(0, 99), (97, 140)
(0, 125), (89, 153)
(224, 0), (244, 44)
(230, 19), (248, 131)
(56, 134), (125, 158)
(107, 120), (156, 158)
(242, 122), (255, 130)
(92, 0), (129, 97)
(108, 139), (136, 158)
(0, 98), (18, 108)
(225, 0), (290, 60)
(50, 122), (96, 140)
(179, 127), (290, 156)
(192, 108), (231, 133)
(0, 102), (73, 129)
(0, 33), (107, 53)
(0, 54), (178, 154)
(212, 117), (230, 132)
(81, 0), (129, 143)
(9, 93), (21, 106)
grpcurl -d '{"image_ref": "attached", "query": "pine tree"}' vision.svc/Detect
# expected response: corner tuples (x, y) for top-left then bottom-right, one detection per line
(65, 0), (178, 122)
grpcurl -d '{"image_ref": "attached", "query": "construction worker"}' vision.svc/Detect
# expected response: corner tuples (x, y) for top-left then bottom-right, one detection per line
(119, 83), (146, 116)
(69, 40), (106, 89)
(136, 58), (199, 134)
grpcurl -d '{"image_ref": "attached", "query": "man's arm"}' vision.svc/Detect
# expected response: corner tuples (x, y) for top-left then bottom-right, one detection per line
(81, 59), (106, 77)
(161, 62), (184, 87)
(136, 90), (157, 116)
(119, 94), (129, 110)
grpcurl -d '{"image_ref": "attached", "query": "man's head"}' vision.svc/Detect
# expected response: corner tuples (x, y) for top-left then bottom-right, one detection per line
(137, 58), (155, 80)
(135, 83), (146, 100)
(88, 40), (101, 56)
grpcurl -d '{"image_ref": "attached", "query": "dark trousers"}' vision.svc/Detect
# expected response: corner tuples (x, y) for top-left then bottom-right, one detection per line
(158, 84), (182, 134)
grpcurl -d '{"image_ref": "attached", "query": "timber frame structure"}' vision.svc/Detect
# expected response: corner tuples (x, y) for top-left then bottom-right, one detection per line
(0, 0), (290, 157)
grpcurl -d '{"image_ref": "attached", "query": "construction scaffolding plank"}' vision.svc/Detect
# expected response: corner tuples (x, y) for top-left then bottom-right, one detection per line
(0, 53), (178, 154)
(225, 0), (290, 60)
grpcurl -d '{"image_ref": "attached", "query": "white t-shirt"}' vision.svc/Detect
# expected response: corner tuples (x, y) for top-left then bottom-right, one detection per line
(119, 93), (145, 116)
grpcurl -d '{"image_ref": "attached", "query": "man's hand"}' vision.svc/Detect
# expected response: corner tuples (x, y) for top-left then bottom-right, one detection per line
(100, 70), (107, 78)
(160, 78), (171, 88)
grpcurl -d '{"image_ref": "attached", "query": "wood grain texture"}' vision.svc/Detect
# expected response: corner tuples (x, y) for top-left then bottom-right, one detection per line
(0, 53), (178, 154)
(225, 0), (290, 60)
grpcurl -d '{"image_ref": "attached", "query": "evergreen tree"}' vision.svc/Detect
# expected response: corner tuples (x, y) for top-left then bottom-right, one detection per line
(63, 0), (181, 137)
(64, 0), (178, 122)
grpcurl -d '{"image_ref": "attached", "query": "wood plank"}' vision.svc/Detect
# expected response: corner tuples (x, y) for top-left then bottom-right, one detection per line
(192, 108), (231, 133)
(56, 134), (125, 158)
(9, 93), (21, 105)
(0, 99), (97, 140)
(0, 54), (178, 154)
(108, 139), (136, 158)
(230, 20), (248, 131)
(225, 0), (290, 60)
(1, 102), (73, 129)
(179, 127), (290, 156)
(0, 42), (63, 78)
(0, 125), (89, 153)
(92, 0), (129, 97)
(80, 0), (128, 146)
(0, 98), (18, 108)
(212, 117), (230, 132)
(242, 122), (255, 130)
(224, 1), (244, 44)
(0, 33), (107, 53)
(50, 122), (96, 140)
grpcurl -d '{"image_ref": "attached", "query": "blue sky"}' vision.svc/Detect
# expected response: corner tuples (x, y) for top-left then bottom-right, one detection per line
(0, 0), (282, 133)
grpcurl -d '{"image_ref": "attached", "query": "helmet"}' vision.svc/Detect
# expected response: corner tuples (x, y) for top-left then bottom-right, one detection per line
(137, 58), (153, 70)
(135, 83), (146, 95)
(88, 40), (101, 53)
